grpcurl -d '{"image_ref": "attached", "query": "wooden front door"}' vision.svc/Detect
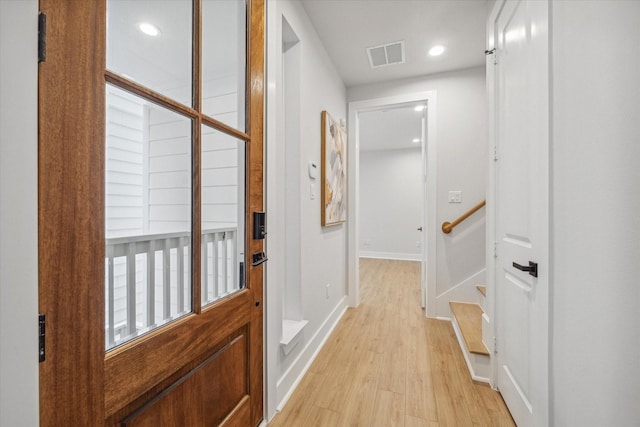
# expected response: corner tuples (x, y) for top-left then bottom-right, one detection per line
(38, 1), (264, 425)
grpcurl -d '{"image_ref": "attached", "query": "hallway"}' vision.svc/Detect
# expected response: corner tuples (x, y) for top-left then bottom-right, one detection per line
(268, 258), (515, 426)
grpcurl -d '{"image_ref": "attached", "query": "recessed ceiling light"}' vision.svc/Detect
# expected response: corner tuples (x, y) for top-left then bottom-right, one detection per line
(412, 138), (421, 144)
(138, 22), (161, 37)
(428, 45), (445, 57)
(414, 105), (425, 112)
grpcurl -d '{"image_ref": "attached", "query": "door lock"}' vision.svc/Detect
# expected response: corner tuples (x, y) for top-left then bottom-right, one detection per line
(253, 211), (266, 239)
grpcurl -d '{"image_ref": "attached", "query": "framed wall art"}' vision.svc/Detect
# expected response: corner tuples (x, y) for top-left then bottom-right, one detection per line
(321, 110), (347, 226)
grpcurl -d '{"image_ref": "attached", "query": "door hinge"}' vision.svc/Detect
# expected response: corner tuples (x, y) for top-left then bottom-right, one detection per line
(38, 12), (46, 63)
(485, 48), (498, 65)
(493, 336), (498, 354)
(493, 241), (498, 258)
(38, 314), (46, 362)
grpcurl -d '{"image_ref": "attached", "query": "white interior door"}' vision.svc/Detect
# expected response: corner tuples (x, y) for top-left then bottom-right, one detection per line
(493, 1), (549, 426)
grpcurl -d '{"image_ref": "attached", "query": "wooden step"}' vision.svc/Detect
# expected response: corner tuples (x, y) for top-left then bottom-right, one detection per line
(476, 285), (486, 297)
(450, 302), (490, 356)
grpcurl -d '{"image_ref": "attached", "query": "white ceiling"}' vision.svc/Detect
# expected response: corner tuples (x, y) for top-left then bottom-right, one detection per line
(359, 102), (425, 151)
(300, 0), (489, 88)
(300, 0), (488, 151)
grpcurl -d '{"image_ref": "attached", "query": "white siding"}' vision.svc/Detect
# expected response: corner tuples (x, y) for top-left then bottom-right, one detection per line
(147, 107), (191, 234)
(201, 126), (243, 230)
(203, 75), (244, 130)
(106, 87), (145, 238)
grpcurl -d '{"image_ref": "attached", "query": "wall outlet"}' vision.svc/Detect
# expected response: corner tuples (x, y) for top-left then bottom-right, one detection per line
(448, 190), (462, 203)
(363, 239), (372, 247)
(325, 283), (331, 299)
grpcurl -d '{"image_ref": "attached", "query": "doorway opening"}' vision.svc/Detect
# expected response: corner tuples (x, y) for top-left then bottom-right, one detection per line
(347, 91), (437, 314)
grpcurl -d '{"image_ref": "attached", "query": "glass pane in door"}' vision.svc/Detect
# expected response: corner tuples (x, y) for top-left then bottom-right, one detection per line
(201, 125), (246, 306)
(105, 85), (193, 350)
(107, 0), (193, 106)
(202, 0), (247, 131)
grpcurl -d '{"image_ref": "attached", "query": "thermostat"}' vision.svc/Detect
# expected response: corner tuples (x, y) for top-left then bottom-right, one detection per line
(308, 161), (318, 180)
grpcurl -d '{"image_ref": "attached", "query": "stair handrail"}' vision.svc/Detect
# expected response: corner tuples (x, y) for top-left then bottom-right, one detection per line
(441, 199), (486, 234)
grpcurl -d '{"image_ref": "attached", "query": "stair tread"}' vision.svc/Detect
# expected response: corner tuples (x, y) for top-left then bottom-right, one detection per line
(450, 302), (490, 356)
(476, 285), (486, 297)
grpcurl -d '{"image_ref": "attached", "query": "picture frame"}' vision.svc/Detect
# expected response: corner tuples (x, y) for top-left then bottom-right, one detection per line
(321, 110), (347, 226)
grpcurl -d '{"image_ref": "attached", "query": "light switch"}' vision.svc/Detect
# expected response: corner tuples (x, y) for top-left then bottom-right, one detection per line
(448, 191), (462, 203)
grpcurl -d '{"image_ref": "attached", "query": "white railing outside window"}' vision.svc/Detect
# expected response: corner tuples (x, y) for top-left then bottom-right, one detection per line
(105, 227), (240, 350)
(202, 228), (240, 305)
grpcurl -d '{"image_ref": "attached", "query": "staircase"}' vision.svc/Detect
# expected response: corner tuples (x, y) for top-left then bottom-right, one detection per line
(449, 285), (491, 383)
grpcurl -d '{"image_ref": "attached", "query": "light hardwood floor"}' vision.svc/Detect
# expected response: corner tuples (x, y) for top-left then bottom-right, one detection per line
(268, 258), (515, 427)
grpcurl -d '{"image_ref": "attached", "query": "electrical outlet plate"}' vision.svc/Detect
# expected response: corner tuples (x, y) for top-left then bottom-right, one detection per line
(448, 191), (462, 203)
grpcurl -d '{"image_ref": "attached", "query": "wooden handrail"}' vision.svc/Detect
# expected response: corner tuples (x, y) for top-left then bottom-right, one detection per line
(442, 199), (486, 234)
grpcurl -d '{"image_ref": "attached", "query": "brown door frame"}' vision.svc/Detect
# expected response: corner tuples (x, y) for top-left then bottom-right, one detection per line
(38, 1), (264, 425)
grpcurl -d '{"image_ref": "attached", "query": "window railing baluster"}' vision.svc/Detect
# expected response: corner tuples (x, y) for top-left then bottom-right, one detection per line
(221, 232), (228, 295)
(213, 232), (219, 299)
(202, 233), (209, 303)
(126, 242), (136, 337)
(146, 239), (155, 328)
(177, 236), (185, 314)
(107, 246), (115, 348)
(163, 238), (171, 321)
(231, 231), (237, 293)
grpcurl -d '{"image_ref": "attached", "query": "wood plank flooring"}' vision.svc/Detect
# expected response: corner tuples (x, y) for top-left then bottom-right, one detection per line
(267, 258), (515, 427)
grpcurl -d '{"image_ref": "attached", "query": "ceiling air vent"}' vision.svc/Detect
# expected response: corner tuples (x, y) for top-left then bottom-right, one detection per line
(366, 41), (405, 68)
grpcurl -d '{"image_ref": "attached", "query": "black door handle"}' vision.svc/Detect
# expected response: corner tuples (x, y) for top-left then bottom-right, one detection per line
(417, 227), (423, 231)
(512, 261), (538, 278)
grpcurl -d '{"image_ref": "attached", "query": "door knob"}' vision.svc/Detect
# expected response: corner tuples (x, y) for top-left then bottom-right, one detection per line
(512, 261), (538, 278)
(417, 227), (423, 231)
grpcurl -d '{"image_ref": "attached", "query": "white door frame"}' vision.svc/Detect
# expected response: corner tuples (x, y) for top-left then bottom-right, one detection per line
(347, 92), (437, 315)
(485, 0), (499, 390)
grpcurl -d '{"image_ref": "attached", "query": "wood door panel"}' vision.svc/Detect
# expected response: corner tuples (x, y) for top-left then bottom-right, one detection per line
(247, 1), (265, 424)
(39, 0), (264, 425)
(219, 396), (251, 427)
(121, 333), (248, 426)
(38, 1), (106, 425)
(105, 290), (251, 416)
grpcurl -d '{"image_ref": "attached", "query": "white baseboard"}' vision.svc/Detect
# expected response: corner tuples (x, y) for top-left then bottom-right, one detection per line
(275, 296), (348, 412)
(360, 251), (421, 261)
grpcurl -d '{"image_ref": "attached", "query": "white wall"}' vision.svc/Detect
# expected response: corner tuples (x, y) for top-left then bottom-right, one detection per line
(359, 148), (422, 260)
(0, 1), (40, 426)
(349, 67), (488, 317)
(265, 0), (348, 420)
(550, 2), (640, 425)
